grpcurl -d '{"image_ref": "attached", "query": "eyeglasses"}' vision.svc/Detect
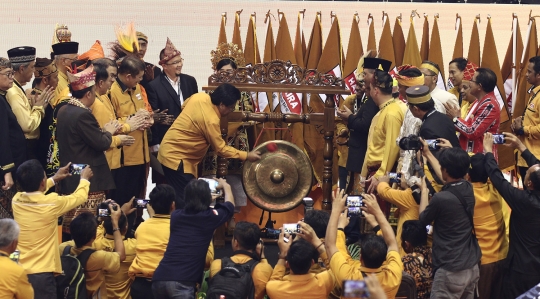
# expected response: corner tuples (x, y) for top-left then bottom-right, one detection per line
(0, 71), (15, 78)
(166, 58), (184, 66)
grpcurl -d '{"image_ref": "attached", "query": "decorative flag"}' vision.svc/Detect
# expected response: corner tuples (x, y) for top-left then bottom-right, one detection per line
(501, 14), (523, 112)
(379, 12), (395, 71)
(514, 17), (538, 117)
(428, 14), (446, 90)
(482, 16), (514, 169)
(244, 13), (261, 66)
(393, 14), (406, 67)
(366, 13), (377, 54)
(420, 14), (429, 61)
(317, 13), (344, 108)
(468, 15), (481, 66)
(263, 10), (278, 114)
(304, 12), (323, 70)
(342, 13), (363, 96)
(294, 10), (306, 68)
(402, 12), (422, 67)
(232, 10), (243, 50)
(218, 12), (227, 45)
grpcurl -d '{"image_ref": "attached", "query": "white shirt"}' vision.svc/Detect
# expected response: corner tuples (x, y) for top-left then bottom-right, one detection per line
(165, 74), (184, 106)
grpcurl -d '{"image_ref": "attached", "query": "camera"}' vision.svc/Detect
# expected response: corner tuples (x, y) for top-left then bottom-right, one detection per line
(343, 280), (370, 298)
(198, 178), (222, 196)
(493, 134), (505, 144)
(69, 163), (88, 175)
(398, 134), (422, 151)
(97, 201), (117, 217)
(283, 223), (300, 234)
(133, 198), (150, 208)
(389, 173), (401, 184)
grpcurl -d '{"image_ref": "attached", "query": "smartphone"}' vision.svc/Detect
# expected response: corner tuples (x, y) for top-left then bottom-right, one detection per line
(389, 172), (402, 184)
(343, 280), (370, 298)
(283, 223), (300, 234)
(133, 198), (150, 208)
(492, 134), (505, 144)
(198, 178), (222, 196)
(347, 206), (362, 216)
(9, 250), (20, 263)
(347, 196), (363, 207)
(69, 163), (88, 175)
(425, 139), (440, 150)
(98, 208), (110, 217)
(426, 224), (433, 235)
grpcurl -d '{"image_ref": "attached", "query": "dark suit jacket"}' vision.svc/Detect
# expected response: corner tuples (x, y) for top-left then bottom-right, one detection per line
(0, 93), (26, 176)
(56, 104), (115, 193)
(148, 73), (198, 145)
(419, 110), (460, 149)
(346, 96), (379, 172)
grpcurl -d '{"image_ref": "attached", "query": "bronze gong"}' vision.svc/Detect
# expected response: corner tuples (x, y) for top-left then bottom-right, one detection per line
(242, 140), (313, 212)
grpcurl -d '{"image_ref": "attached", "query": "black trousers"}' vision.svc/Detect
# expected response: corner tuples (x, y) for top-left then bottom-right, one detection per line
(109, 164), (146, 236)
(131, 277), (155, 299)
(519, 166), (528, 188)
(162, 162), (195, 209)
(502, 269), (540, 299)
(28, 272), (56, 299)
(338, 166), (348, 191)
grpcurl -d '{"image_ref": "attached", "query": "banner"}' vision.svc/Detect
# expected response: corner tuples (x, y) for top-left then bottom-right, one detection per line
(468, 15), (481, 66)
(420, 14), (430, 61)
(218, 12), (227, 45)
(342, 13), (363, 96)
(366, 13), (377, 54)
(379, 12), (396, 71)
(402, 13), (422, 67)
(393, 14), (406, 67)
(428, 14), (447, 90)
(501, 14), (523, 112)
(514, 18), (537, 117)
(231, 10), (243, 50)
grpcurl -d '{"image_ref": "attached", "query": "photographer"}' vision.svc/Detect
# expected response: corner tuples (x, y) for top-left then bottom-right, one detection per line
(59, 204), (126, 298)
(418, 147), (481, 299)
(326, 190), (403, 299)
(483, 132), (540, 298)
(12, 160), (92, 299)
(376, 173), (420, 256)
(208, 221), (273, 299)
(266, 223), (334, 299)
(152, 178), (235, 299)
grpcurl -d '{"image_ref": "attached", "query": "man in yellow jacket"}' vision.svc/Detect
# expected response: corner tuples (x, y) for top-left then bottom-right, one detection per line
(158, 83), (261, 207)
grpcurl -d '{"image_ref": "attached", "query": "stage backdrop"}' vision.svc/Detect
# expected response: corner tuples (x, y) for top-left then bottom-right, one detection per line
(1, 0), (534, 226)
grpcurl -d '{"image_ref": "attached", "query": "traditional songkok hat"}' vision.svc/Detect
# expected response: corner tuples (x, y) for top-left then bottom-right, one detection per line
(363, 57), (392, 72)
(210, 42), (245, 70)
(406, 85), (432, 104)
(159, 38), (181, 65)
(67, 65), (95, 91)
(463, 61), (479, 82)
(136, 31), (148, 43)
(7, 47), (36, 64)
(78, 40), (105, 61)
(52, 24), (72, 45)
(420, 61), (440, 76)
(355, 51), (372, 81)
(34, 58), (57, 78)
(52, 42), (79, 56)
(394, 65), (425, 87)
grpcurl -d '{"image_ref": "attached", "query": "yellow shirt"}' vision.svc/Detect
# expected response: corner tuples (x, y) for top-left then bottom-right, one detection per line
(518, 85), (540, 167)
(361, 99), (407, 178)
(471, 182), (509, 264)
(266, 264), (334, 299)
(59, 243), (120, 299)
(210, 255), (273, 299)
(158, 92), (248, 176)
(330, 250), (403, 299)
(377, 182), (419, 256)
(52, 71), (69, 107)
(128, 215), (170, 279)
(93, 235), (137, 299)
(12, 179), (90, 274)
(0, 251), (34, 299)
(6, 80), (44, 139)
(109, 80), (149, 166)
(90, 93), (128, 170)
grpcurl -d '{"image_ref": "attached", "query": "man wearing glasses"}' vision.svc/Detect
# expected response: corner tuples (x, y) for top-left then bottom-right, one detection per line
(419, 60), (458, 111)
(51, 41), (79, 106)
(446, 68), (501, 157)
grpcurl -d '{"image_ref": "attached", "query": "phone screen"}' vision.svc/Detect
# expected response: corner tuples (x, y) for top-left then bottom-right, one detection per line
(133, 199), (150, 208)
(492, 134), (505, 144)
(343, 280), (370, 298)
(70, 164), (88, 175)
(198, 178), (222, 195)
(9, 251), (20, 263)
(283, 223), (300, 234)
(98, 208), (110, 217)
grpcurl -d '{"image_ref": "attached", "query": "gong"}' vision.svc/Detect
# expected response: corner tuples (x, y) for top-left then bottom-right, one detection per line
(242, 140), (313, 212)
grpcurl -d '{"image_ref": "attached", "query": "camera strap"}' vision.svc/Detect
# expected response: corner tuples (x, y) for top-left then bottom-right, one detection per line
(445, 187), (476, 236)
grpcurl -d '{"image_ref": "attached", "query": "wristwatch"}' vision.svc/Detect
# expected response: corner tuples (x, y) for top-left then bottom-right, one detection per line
(452, 117), (459, 124)
(112, 227), (121, 233)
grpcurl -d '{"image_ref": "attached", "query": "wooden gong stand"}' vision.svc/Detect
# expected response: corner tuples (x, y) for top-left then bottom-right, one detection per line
(203, 60), (350, 246)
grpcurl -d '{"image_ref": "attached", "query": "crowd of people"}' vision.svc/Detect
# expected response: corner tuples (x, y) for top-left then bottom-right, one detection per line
(1, 21), (540, 299)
